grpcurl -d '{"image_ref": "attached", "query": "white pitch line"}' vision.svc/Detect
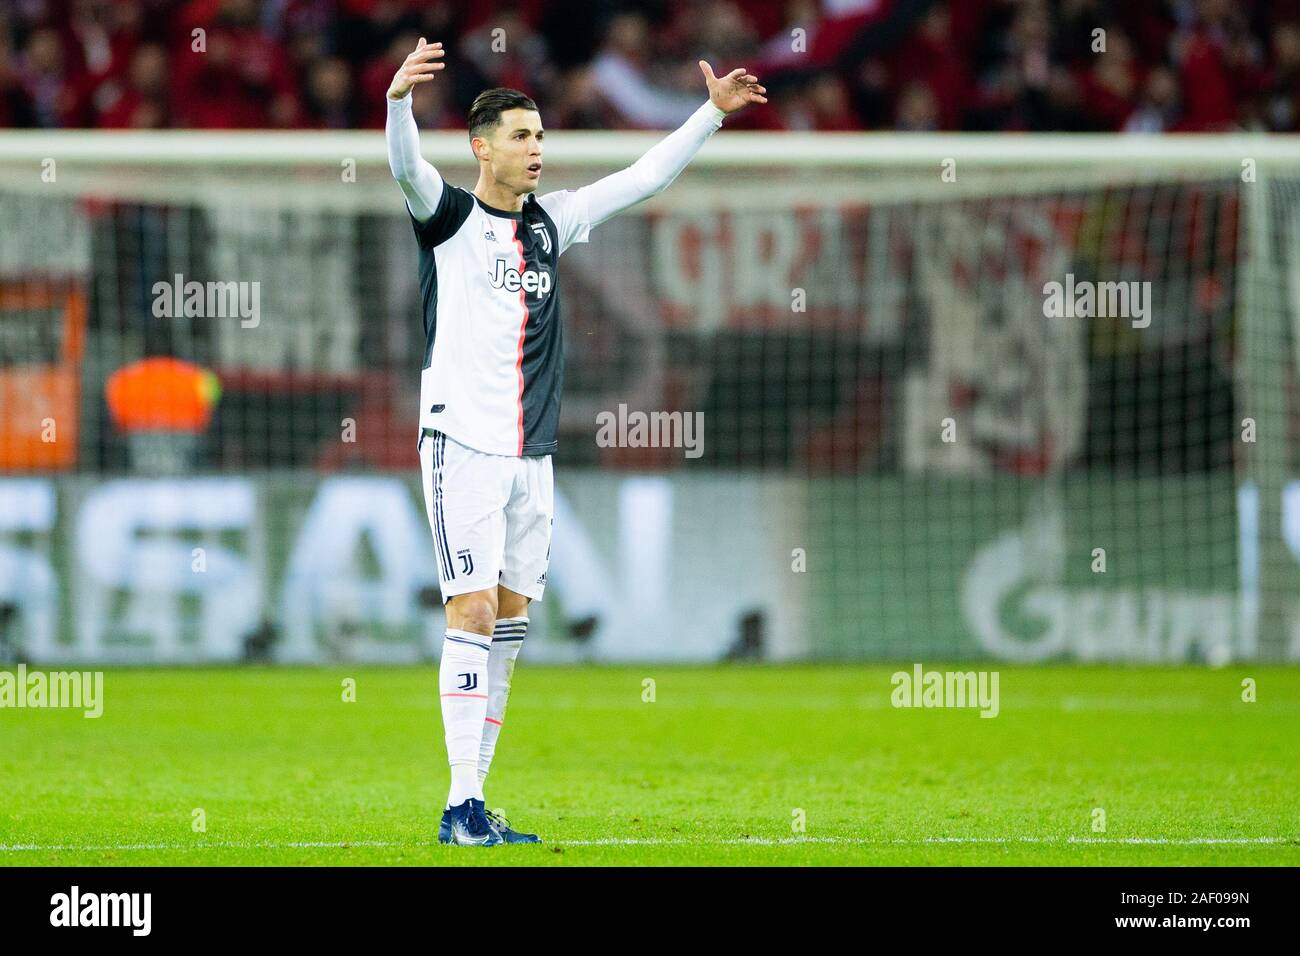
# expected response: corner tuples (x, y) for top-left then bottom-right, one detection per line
(0, 836), (1293, 852)
(0, 840), (417, 852)
(558, 836), (1295, 847)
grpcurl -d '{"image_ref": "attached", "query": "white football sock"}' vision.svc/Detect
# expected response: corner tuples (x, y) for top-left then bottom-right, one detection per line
(479, 617), (527, 788)
(439, 628), (490, 808)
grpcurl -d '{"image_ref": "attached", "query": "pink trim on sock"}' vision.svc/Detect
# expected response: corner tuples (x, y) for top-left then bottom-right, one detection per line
(440, 692), (489, 699)
(484, 717), (503, 726)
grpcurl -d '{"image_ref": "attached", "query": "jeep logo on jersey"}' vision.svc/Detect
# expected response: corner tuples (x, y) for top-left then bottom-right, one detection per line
(491, 258), (552, 295)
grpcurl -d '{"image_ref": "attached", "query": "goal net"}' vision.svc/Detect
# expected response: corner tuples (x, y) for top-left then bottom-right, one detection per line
(0, 131), (1294, 663)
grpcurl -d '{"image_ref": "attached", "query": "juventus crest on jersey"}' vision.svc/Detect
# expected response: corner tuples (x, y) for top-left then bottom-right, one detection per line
(410, 184), (591, 458)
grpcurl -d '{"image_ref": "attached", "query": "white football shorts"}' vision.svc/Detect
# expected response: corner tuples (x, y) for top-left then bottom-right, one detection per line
(418, 429), (554, 603)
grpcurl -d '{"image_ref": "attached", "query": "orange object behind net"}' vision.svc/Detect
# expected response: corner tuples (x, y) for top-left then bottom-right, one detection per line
(105, 357), (219, 434)
(0, 281), (85, 471)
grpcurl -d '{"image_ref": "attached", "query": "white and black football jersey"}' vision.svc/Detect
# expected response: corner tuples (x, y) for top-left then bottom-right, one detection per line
(410, 186), (590, 457)
(388, 91), (724, 458)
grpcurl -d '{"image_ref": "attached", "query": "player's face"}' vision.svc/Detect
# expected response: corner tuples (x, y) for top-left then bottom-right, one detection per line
(486, 108), (544, 193)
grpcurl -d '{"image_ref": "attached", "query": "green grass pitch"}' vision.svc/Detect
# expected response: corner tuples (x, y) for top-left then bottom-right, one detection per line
(2, 664), (1298, 866)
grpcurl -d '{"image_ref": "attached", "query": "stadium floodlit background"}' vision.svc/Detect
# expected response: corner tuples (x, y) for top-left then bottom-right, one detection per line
(1, 0), (1299, 669)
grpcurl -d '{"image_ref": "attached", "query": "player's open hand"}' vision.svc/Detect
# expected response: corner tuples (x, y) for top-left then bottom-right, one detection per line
(698, 61), (767, 114)
(388, 38), (445, 100)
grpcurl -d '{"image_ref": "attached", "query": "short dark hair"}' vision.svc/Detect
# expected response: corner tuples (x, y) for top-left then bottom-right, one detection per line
(468, 88), (538, 141)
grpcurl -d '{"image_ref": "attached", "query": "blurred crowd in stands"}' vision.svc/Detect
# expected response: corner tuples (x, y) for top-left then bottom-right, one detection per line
(0, 0), (1297, 133)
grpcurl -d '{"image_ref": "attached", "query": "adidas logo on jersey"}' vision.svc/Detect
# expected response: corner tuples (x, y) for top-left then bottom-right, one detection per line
(491, 258), (552, 295)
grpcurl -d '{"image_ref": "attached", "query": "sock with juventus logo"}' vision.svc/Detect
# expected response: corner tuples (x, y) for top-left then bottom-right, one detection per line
(479, 617), (527, 789)
(439, 629), (490, 808)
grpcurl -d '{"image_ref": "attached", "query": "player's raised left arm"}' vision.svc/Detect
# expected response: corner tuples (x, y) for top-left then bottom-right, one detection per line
(575, 62), (766, 229)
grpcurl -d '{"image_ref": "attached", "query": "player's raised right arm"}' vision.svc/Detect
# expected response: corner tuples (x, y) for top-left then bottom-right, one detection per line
(385, 38), (446, 222)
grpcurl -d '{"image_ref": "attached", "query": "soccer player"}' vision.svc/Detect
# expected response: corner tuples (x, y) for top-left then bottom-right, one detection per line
(385, 38), (766, 846)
